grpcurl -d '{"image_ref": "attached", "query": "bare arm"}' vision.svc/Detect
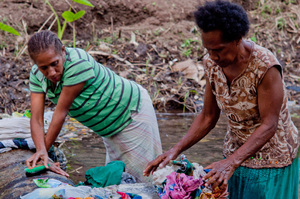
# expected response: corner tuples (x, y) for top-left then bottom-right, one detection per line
(143, 77), (220, 176)
(172, 77), (221, 155)
(30, 92), (46, 152)
(203, 66), (284, 189)
(44, 82), (85, 151)
(26, 82), (85, 176)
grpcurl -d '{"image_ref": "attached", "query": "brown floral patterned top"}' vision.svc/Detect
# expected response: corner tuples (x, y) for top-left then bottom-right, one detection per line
(204, 41), (299, 168)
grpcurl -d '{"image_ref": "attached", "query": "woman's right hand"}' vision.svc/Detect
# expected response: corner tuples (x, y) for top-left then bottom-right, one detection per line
(26, 149), (49, 169)
(143, 148), (179, 177)
(49, 162), (69, 177)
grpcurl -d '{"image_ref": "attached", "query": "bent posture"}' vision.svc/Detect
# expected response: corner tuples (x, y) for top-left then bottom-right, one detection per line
(144, 1), (299, 198)
(26, 30), (162, 182)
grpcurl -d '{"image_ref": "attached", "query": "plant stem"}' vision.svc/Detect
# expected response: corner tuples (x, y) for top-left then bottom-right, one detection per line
(73, 22), (76, 48)
(45, 0), (62, 38)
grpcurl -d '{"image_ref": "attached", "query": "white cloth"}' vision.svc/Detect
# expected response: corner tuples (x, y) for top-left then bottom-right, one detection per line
(0, 117), (31, 141)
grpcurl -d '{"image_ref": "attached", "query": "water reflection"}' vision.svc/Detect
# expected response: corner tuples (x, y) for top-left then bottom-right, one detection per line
(62, 111), (300, 184)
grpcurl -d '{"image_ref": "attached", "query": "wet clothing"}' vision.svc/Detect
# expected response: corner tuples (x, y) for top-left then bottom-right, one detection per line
(29, 48), (162, 182)
(102, 86), (162, 182)
(29, 47), (141, 137)
(204, 41), (299, 168)
(228, 153), (299, 199)
(84, 161), (125, 188)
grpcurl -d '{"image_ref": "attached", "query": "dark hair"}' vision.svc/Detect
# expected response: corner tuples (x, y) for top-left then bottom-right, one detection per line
(27, 30), (63, 59)
(194, 0), (249, 42)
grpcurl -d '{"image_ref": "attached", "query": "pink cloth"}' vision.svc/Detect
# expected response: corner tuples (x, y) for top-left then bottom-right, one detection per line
(161, 172), (202, 199)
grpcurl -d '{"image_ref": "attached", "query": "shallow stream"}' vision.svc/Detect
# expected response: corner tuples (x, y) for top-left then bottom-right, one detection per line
(61, 108), (300, 185)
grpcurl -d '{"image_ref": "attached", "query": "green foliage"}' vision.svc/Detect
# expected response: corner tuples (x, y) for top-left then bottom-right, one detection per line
(0, 22), (20, 36)
(250, 34), (257, 43)
(181, 38), (198, 48)
(45, 0), (94, 47)
(178, 76), (182, 85)
(112, 49), (118, 55)
(276, 17), (286, 30)
(145, 59), (150, 75)
(72, 0), (94, 7)
(0, 41), (7, 49)
(261, 5), (272, 17)
(62, 10), (86, 23)
(291, 113), (300, 118)
(99, 33), (118, 45)
(181, 38), (199, 57)
(277, 48), (281, 54)
(183, 90), (198, 112)
(153, 27), (164, 36)
(276, 7), (281, 14)
(183, 91), (190, 113)
(182, 48), (192, 57)
(84, 41), (90, 51)
(284, 0), (297, 4)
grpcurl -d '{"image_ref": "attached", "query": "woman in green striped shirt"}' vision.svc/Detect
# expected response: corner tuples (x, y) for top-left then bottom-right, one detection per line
(25, 30), (162, 182)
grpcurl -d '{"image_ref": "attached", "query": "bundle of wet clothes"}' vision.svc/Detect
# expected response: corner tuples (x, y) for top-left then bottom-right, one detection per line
(21, 161), (141, 199)
(152, 155), (229, 199)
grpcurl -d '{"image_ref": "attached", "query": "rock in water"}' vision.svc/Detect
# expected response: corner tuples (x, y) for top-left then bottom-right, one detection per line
(0, 149), (74, 199)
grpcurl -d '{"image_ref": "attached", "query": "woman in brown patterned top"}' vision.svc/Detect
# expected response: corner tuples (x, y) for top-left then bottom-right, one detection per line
(144, 1), (299, 198)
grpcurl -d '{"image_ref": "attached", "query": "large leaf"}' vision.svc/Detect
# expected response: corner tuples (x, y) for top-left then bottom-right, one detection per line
(72, 0), (94, 7)
(62, 10), (85, 23)
(0, 22), (20, 36)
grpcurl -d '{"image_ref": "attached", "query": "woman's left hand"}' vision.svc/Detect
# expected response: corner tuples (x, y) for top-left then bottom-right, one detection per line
(202, 158), (237, 190)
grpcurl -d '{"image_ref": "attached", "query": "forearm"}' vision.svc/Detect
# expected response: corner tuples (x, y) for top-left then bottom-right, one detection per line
(228, 123), (277, 167)
(44, 110), (68, 151)
(30, 119), (47, 151)
(43, 83), (85, 150)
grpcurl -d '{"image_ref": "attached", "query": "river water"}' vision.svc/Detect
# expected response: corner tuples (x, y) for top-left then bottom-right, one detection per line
(61, 108), (300, 186)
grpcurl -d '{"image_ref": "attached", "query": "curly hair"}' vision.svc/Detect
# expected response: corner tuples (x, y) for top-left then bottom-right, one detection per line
(28, 30), (63, 60)
(194, 0), (249, 42)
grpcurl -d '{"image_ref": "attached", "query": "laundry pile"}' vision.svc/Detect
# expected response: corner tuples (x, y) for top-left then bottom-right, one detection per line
(21, 161), (142, 199)
(152, 155), (228, 199)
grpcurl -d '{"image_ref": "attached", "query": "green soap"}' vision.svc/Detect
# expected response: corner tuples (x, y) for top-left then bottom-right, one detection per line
(25, 164), (50, 177)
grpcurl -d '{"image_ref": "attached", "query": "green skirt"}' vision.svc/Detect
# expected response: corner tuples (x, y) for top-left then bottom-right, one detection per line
(228, 155), (299, 199)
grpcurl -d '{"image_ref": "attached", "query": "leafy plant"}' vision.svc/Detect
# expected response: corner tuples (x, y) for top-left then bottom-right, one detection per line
(181, 38), (198, 48)
(182, 48), (192, 57)
(145, 59), (150, 75)
(45, 0), (94, 47)
(261, 5), (271, 18)
(250, 34), (257, 42)
(0, 22), (20, 36)
(181, 38), (199, 57)
(276, 17), (286, 30)
(183, 90), (198, 113)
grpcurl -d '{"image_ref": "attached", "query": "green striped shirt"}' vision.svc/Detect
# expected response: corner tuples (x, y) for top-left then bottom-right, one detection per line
(29, 47), (141, 137)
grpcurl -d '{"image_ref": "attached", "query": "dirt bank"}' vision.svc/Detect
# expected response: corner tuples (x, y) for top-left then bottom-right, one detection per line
(0, 0), (299, 114)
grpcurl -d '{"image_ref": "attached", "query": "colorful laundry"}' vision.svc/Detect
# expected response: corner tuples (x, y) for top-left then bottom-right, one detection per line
(159, 171), (202, 199)
(117, 192), (142, 199)
(172, 154), (194, 175)
(21, 177), (143, 199)
(154, 155), (229, 199)
(0, 137), (35, 153)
